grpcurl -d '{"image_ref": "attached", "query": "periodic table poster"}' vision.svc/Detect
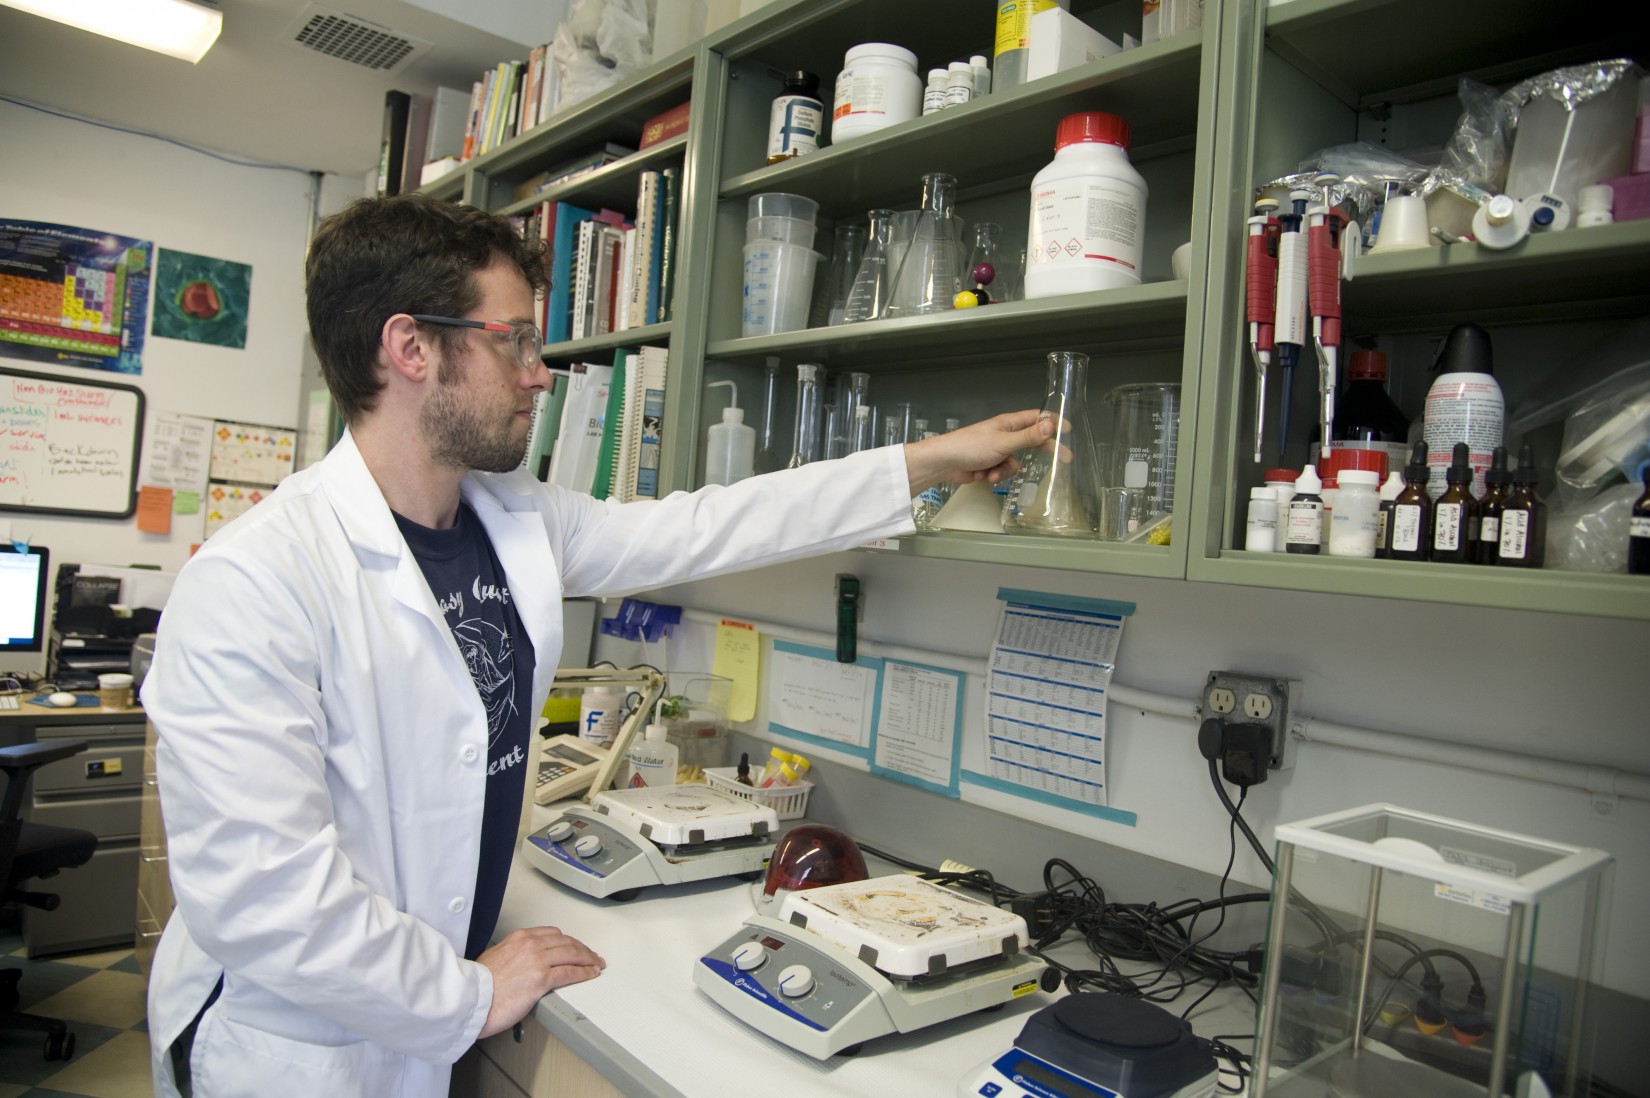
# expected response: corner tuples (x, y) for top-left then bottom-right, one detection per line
(0, 220), (152, 375)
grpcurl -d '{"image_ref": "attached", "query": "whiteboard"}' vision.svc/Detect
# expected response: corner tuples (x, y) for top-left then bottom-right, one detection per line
(0, 366), (145, 518)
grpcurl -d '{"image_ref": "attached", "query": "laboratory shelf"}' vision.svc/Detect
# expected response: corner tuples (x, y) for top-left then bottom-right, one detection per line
(498, 134), (688, 218)
(542, 323), (672, 367)
(717, 34), (1206, 212)
(1189, 550), (1650, 622)
(705, 282), (1189, 371)
(890, 531), (1181, 580)
(1263, 0), (1643, 107)
(1342, 220), (1650, 331)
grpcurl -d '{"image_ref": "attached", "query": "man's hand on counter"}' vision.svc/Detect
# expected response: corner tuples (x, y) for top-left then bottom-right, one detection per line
(477, 925), (606, 1038)
(903, 409), (1052, 497)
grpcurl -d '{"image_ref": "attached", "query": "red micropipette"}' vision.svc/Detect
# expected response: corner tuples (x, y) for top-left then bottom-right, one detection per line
(1308, 172), (1347, 461)
(1245, 198), (1281, 463)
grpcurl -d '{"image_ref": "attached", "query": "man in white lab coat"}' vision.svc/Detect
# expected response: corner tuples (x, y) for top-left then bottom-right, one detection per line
(143, 193), (1049, 1097)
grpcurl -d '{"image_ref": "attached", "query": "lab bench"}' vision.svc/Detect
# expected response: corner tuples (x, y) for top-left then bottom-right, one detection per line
(458, 800), (1256, 1097)
(0, 703), (147, 957)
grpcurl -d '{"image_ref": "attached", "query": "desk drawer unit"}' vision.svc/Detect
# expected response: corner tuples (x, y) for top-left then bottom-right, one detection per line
(23, 719), (145, 957)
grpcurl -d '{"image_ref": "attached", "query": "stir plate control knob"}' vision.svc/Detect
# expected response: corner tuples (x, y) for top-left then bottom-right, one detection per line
(573, 834), (603, 858)
(777, 964), (815, 997)
(546, 821), (574, 843)
(731, 942), (767, 971)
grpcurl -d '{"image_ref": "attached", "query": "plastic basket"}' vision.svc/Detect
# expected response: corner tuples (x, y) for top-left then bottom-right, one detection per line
(705, 767), (813, 820)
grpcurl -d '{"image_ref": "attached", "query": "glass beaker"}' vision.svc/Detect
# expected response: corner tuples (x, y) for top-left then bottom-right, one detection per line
(883, 173), (962, 318)
(840, 210), (897, 324)
(788, 363), (825, 467)
(1104, 382), (1180, 523)
(964, 221), (1004, 299)
(1004, 351), (1101, 537)
(812, 222), (867, 328)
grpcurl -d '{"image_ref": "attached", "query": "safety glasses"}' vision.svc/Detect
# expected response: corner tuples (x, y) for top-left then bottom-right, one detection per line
(409, 314), (543, 372)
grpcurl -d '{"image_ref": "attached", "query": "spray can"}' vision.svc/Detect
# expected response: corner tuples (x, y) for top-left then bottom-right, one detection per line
(1423, 323), (1503, 499)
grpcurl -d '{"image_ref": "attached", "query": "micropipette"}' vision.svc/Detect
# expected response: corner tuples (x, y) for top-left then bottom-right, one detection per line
(1308, 173), (1347, 461)
(1273, 190), (1311, 457)
(1245, 198), (1282, 463)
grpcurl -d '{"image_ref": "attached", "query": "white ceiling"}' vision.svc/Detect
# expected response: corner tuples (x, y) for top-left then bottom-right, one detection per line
(0, 0), (557, 178)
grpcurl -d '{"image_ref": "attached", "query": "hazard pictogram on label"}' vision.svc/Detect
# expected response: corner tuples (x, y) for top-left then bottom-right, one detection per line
(1065, 238), (1082, 256)
(1045, 241), (1061, 258)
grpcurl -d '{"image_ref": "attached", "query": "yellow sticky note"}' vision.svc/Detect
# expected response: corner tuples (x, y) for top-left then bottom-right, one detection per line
(713, 619), (761, 722)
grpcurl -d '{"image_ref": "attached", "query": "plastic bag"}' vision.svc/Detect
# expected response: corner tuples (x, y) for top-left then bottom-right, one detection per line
(1437, 78), (1515, 192)
(1546, 482), (1639, 573)
(1257, 142), (1431, 245)
(551, 0), (657, 115)
(1552, 363), (1650, 498)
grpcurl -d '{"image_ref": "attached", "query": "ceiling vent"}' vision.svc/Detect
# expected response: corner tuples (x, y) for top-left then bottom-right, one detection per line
(282, 4), (433, 74)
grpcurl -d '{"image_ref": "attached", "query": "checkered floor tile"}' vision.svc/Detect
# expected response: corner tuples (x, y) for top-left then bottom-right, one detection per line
(0, 927), (152, 1098)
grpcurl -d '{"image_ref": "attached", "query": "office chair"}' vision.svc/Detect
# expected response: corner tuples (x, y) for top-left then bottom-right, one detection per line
(0, 740), (96, 1061)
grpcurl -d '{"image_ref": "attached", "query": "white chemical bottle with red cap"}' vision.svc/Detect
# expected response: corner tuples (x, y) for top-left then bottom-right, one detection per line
(1025, 110), (1148, 298)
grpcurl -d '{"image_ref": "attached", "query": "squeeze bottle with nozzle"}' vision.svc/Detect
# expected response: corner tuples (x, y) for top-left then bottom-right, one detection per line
(704, 380), (755, 486)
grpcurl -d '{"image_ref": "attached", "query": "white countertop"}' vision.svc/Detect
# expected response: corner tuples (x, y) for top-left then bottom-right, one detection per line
(498, 804), (1256, 1097)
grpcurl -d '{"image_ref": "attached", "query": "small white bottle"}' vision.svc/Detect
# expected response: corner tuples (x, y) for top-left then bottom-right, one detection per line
(579, 687), (621, 748)
(970, 54), (992, 97)
(1245, 486), (1278, 551)
(1263, 468), (1297, 553)
(625, 721), (678, 788)
(1375, 470), (1405, 558)
(1285, 464), (1323, 554)
(1328, 469), (1380, 557)
(944, 62), (975, 108)
(704, 380), (755, 486)
(922, 68), (948, 115)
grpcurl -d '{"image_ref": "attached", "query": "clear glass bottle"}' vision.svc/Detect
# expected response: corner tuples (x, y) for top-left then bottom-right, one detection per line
(840, 209), (896, 324)
(964, 221), (1004, 302)
(788, 363), (825, 467)
(1004, 351), (1100, 537)
(812, 222), (867, 329)
(884, 173), (962, 318)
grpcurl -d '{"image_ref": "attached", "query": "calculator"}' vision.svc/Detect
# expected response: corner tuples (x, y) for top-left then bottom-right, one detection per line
(534, 734), (613, 805)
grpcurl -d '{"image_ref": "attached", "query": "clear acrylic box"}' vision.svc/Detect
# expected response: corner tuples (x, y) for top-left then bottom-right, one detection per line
(1253, 803), (1612, 1098)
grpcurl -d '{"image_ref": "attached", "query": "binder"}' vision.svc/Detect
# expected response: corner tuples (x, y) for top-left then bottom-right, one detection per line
(631, 345), (669, 500)
(379, 90), (411, 195)
(545, 202), (596, 344)
(591, 349), (630, 500)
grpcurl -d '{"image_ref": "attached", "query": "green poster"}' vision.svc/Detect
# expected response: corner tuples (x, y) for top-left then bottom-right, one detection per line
(152, 248), (251, 349)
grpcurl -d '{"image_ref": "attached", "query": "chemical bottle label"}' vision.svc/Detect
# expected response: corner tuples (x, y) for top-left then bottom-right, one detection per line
(834, 69), (889, 120)
(1500, 509), (1530, 559)
(995, 0), (1061, 56)
(1632, 516), (1650, 538)
(1480, 516), (1500, 548)
(1286, 501), (1322, 545)
(767, 96), (823, 158)
(1423, 378), (1504, 496)
(1391, 504), (1423, 553)
(1434, 502), (1462, 551)
(1029, 178), (1142, 276)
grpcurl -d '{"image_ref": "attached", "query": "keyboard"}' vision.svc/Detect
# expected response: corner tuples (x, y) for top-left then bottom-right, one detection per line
(0, 694), (20, 710)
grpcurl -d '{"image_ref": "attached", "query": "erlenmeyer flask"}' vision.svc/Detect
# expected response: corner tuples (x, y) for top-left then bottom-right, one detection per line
(1004, 351), (1101, 537)
(811, 223), (867, 328)
(963, 221), (1003, 299)
(788, 363), (825, 467)
(883, 173), (962, 318)
(839, 210), (896, 324)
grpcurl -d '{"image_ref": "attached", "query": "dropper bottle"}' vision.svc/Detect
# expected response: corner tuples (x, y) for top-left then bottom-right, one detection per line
(1429, 442), (1477, 564)
(1474, 447), (1511, 565)
(1387, 442), (1433, 562)
(1496, 444), (1546, 569)
(1375, 471), (1404, 559)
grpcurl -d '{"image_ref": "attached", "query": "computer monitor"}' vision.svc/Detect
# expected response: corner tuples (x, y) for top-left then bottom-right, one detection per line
(1, 546), (50, 663)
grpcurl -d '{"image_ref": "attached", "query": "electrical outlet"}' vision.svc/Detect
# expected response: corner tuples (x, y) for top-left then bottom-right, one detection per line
(1201, 671), (1300, 776)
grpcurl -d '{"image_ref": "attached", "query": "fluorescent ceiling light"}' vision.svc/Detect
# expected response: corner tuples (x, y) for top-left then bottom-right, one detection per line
(1, 0), (223, 64)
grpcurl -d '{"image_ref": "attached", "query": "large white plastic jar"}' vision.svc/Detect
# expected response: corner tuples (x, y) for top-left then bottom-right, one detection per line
(1025, 111), (1148, 298)
(831, 43), (922, 145)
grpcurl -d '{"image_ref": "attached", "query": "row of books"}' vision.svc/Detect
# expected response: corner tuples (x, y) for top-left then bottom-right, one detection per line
(511, 166), (680, 346)
(378, 87), (470, 196)
(524, 347), (670, 503)
(461, 47), (558, 162)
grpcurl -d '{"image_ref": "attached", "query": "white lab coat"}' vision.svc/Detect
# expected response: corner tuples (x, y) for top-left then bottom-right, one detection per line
(144, 431), (914, 1098)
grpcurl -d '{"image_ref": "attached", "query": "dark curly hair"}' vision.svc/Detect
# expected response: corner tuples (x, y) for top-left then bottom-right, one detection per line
(305, 194), (549, 423)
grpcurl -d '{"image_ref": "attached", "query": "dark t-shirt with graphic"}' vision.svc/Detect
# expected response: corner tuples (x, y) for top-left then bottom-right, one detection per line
(394, 503), (536, 960)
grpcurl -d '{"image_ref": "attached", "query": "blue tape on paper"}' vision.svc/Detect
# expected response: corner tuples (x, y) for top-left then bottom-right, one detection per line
(961, 769), (1137, 827)
(996, 587), (1135, 618)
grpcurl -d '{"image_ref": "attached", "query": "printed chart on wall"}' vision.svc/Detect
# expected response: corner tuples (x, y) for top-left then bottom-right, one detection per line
(203, 420), (294, 537)
(767, 640), (881, 756)
(871, 658), (966, 797)
(967, 588), (1135, 822)
(0, 220), (151, 375)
